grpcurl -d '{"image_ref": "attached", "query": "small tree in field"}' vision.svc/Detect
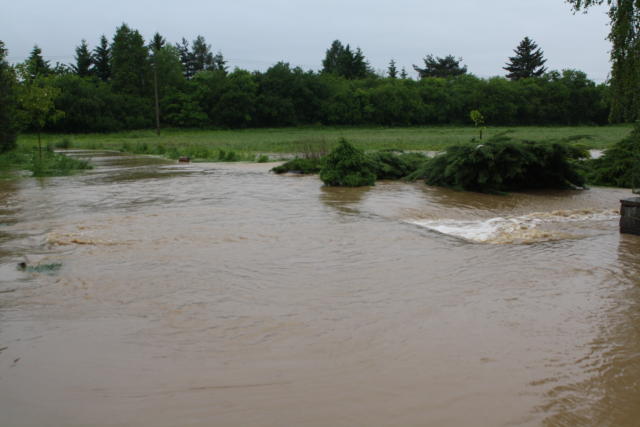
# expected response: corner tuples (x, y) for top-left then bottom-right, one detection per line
(16, 76), (64, 159)
(470, 110), (486, 140)
(319, 137), (376, 187)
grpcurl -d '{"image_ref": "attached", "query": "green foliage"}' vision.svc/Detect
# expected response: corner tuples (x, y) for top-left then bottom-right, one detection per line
(405, 131), (588, 194)
(93, 35), (111, 83)
(257, 154), (270, 163)
(365, 150), (427, 180)
(583, 131), (640, 188)
(29, 149), (92, 177)
(0, 41), (20, 153)
(271, 158), (323, 174)
(470, 110), (486, 139)
(388, 59), (398, 79)
(413, 54), (468, 79)
(111, 23), (152, 97)
(319, 137), (376, 187)
(71, 39), (94, 78)
(322, 40), (373, 80)
(503, 37), (548, 80)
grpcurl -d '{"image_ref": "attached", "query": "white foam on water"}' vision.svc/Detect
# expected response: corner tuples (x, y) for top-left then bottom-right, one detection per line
(408, 209), (620, 244)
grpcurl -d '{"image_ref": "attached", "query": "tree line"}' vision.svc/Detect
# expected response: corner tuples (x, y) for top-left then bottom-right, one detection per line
(0, 24), (613, 149)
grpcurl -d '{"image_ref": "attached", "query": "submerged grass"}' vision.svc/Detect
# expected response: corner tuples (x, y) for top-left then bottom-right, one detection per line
(0, 142), (92, 179)
(17, 125), (634, 156)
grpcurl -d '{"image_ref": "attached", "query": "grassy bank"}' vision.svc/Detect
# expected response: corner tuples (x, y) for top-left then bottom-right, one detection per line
(16, 125), (634, 156)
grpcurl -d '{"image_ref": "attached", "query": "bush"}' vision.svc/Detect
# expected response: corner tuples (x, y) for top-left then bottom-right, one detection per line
(583, 131), (640, 188)
(319, 137), (375, 187)
(257, 155), (270, 163)
(271, 158), (322, 174)
(365, 150), (428, 180)
(405, 131), (587, 194)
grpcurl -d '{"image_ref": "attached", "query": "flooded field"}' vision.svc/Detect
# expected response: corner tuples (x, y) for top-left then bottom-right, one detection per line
(1, 151), (639, 427)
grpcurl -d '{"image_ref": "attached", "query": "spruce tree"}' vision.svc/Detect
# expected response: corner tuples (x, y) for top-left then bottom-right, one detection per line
(71, 39), (94, 77)
(149, 32), (166, 57)
(111, 23), (152, 96)
(413, 54), (467, 79)
(388, 59), (398, 79)
(503, 37), (547, 80)
(400, 67), (408, 79)
(0, 41), (20, 153)
(322, 40), (344, 75)
(192, 35), (214, 73)
(176, 38), (195, 79)
(321, 40), (371, 79)
(93, 35), (112, 82)
(213, 50), (229, 74)
(26, 45), (52, 79)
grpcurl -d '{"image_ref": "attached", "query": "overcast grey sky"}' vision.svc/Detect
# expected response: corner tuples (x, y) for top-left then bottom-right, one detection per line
(1, 0), (611, 81)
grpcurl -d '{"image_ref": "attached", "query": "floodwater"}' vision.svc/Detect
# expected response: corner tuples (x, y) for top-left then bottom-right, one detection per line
(0, 151), (639, 427)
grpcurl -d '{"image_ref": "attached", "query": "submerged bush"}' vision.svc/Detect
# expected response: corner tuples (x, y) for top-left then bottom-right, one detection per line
(271, 158), (323, 174)
(365, 150), (428, 180)
(30, 152), (93, 177)
(319, 137), (375, 187)
(405, 131), (588, 194)
(257, 155), (270, 163)
(583, 132), (640, 188)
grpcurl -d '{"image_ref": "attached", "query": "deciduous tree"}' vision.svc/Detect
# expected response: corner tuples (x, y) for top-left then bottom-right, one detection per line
(0, 41), (20, 152)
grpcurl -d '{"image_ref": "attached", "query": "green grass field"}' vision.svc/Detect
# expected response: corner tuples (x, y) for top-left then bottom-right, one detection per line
(17, 124), (635, 156)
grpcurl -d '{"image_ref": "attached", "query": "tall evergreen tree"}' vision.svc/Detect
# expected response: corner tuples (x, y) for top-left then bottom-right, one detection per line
(0, 41), (20, 152)
(176, 38), (196, 79)
(149, 32), (166, 57)
(400, 67), (408, 79)
(111, 23), (152, 96)
(321, 40), (372, 79)
(26, 45), (52, 79)
(71, 39), (94, 77)
(93, 35), (112, 82)
(192, 35), (214, 73)
(388, 59), (398, 79)
(413, 54), (467, 79)
(213, 50), (229, 74)
(503, 37), (547, 80)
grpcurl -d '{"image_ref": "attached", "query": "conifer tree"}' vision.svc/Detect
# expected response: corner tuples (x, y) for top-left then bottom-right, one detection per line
(322, 40), (344, 75)
(93, 35), (112, 82)
(192, 35), (214, 73)
(111, 23), (152, 96)
(176, 38), (195, 79)
(26, 45), (52, 79)
(503, 37), (547, 81)
(71, 39), (94, 77)
(413, 54), (467, 79)
(213, 50), (229, 74)
(400, 67), (408, 79)
(388, 59), (398, 79)
(321, 40), (372, 79)
(149, 32), (166, 57)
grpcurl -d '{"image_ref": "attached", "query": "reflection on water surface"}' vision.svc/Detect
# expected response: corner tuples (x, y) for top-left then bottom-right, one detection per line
(0, 151), (639, 426)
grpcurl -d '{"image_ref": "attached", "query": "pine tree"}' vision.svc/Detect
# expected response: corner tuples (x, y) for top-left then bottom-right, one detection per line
(413, 54), (467, 79)
(400, 67), (408, 79)
(93, 35), (112, 82)
(388, 59), (398, 79)
(503, 37), (547, 81)
(26, 45), (52, 79)
(111, 23), (152, 96)
(71, 39), (94, 77)
(192, 35), (214, 73)
(352, 47), (372, 79)
(322, 40), (344, 75)
(321, 40), (371, 79)
(176, 38), (195, 79)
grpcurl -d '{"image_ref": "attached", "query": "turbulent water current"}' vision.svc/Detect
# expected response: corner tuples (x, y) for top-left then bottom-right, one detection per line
(1, 151), (639, 426)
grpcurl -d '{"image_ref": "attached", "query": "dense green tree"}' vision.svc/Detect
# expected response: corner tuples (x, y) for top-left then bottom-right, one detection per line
(213, 50), (229, 74)
(176, 38), (196, 79)
(388, 59), (398, 79)
(192, 35), (214, 73)
(0, 41), (20, 152)
(71, 39), (94, 77)
(568, 0), (640, 122)
(93, 35), (111, 83)
(413, 54), (467, 79)
(149, 32), (166, 56)
(155, 44), (185, 98)
(322, 40), (372, 79)
(25, 45), (52, 79)
(503, 37), (547, 80)
(111, 23), (152, 97)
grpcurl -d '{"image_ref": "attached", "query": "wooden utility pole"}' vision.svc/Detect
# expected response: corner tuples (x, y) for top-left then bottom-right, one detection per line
(153, 59), (160, 136)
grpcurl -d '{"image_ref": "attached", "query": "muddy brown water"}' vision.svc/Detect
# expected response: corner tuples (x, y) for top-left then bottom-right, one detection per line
(0, 151), (639, 427)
